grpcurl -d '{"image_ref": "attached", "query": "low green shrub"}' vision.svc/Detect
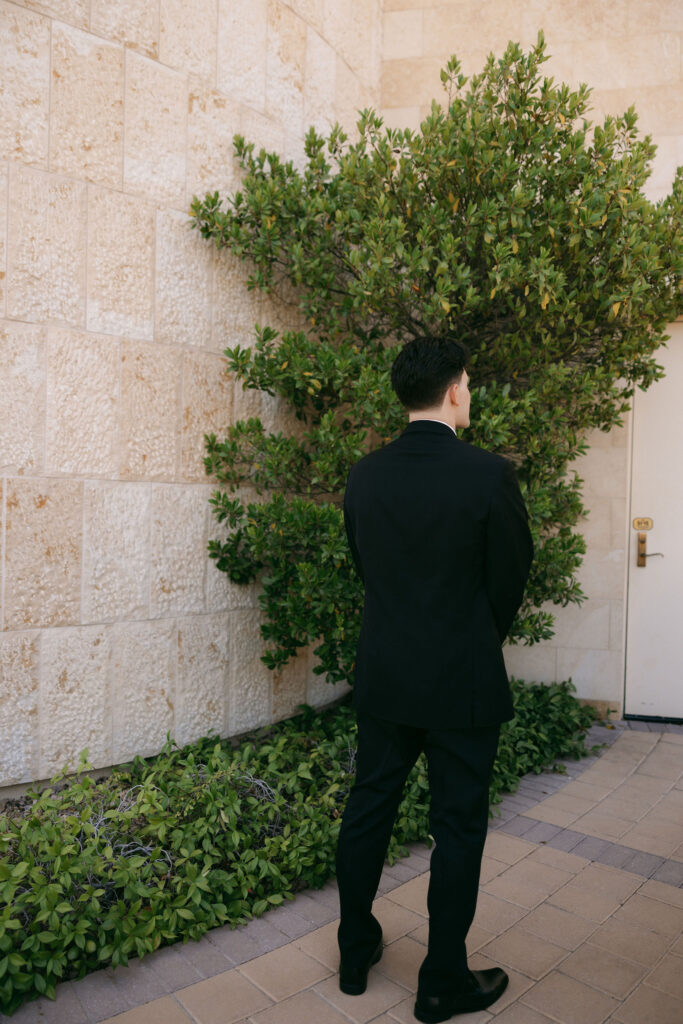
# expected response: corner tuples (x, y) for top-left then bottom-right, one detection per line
(0, 678), (598, 1014)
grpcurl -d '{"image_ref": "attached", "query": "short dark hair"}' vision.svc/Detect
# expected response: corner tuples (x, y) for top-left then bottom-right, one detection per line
(390, 336), (470, 411)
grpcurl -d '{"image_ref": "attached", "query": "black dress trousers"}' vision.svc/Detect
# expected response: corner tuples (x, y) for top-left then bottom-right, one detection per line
(336, 711), (500, 994)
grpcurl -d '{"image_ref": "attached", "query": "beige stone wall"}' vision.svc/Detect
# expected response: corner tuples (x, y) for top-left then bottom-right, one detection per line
(0, 0), (382, 789)
(2, 0), (679, 790)
(382, 0), (682, 714)
(382, 0), (682, 202)
(503, 422), (632, 717)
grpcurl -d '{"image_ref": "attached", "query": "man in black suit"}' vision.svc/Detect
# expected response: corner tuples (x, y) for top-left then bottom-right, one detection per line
(335, 336), (534, 1022)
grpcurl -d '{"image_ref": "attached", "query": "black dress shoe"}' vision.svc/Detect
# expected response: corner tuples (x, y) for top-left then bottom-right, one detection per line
(414, 968), (509, 1022)
(338, 937), (383, 995)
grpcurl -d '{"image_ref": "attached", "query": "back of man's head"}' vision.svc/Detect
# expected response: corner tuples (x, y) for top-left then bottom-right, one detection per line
(391, 336), (470, 411)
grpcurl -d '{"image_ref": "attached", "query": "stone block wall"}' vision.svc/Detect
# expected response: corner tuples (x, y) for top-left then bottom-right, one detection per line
(2, 0), (680, 790)
(0, 0), (382, 790)
(503, 423), (632, 718)
(381, 0), (682, 715)
(382, 0), (682, 203)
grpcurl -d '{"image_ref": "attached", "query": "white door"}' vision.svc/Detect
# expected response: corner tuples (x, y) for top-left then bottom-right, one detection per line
(625, 321), (683, 719)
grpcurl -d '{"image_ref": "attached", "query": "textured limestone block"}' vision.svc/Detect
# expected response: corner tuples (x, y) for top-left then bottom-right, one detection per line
(239, 104), (287, 160)
(7, 165), (87, 326)
(627, 0), (683, 35)
(579, 498), (613, 549)
(175, 612), (230, 746)
(206, 557), (261, 613)
(228, 609), (273, 734)
(383, 0), (432, 8)
(381, 58), (446, 109)
(577, 547), (626, 602)
(611, 497), (629, 551)
(324, 0), (381, 91)
(217, 0), (268, 110)
(266, 0), (306, 140)
(283, 133), (308, 173)
(430, 48), (492, 82)
(304, 28), (337, 136)
(306, 650), (351, 708)
(39, 624), (111, 778)
(423, 1), (523, 57)
(124, 50), (187, 207)
(0, 321), (46, 475)
(583, 89), (623, 133)
(335, 57), (365, 140)
(575, 35), (680, 91)
(232, 378), (263, 422)
(0, 2), (50, 166)
(382, 106), (422, 132)
(583, 426), (613, 450)
(272, 645), (310, 721)
(288, 0), (324, 33)
(83, 481), (151, 622)
(204, 480), (262, 613)
(150, 484), (208, 615)
(503, 641), (558, 685)
(49, 23), (124, 189)
(383, 9), (424, 60)
(578, 446), (628, 501)
(23, 0), (89, 29)
(260, 276), (310, 337)
(533, 44), (577, 92)
(87, 186), (155, 340)
(550, 600), (611, 650)
(0, 163), (7, 315)
(420, 103), (438, 122)
(609, 600), (625, 653)
(186, 82), (242, 209)
(520, 0), (629, 47)
(0, 632), (40, 786)
(260, 390), (306, 438)
(212, 249), (262, 351)
(111, 619), (176, 762)
(4, 478), (82, 629)
(181, 350), (233, 481)
(120, 339), (181, 480)
(609, 419), (630, 451)
(556, 647), (622, 702)
(156, 208), (213, 348)
(368, 6), (386, 89)
(322, 0), (354, 70)
(160, 0), (218, 79)
(645, 136), (683, 203)
(90, 0), (160, 59)
(46, 328), (119, 476)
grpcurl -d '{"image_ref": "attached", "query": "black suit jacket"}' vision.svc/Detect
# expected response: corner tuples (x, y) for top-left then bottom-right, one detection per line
(343, 420), (534, 729)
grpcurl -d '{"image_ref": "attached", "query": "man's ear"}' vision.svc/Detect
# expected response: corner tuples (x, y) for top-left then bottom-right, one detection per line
(447, 380), (460, 406)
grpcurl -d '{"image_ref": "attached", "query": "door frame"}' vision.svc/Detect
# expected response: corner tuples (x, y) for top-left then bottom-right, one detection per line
(623, 320), (683, 724)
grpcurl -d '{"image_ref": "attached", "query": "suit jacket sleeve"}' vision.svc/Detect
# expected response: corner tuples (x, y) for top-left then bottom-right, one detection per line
(484, 460), (534, 642)
(343, 475), (365, 584)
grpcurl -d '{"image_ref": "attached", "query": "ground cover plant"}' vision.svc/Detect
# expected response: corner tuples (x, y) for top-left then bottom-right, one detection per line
(0, 680), (597, 1015)
(190, 35), (681, 685)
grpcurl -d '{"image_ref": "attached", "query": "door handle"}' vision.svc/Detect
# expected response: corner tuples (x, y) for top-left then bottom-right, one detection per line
(637, 532), (664, 567)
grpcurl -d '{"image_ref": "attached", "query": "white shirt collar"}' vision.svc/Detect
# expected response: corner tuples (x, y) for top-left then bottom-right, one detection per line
(413, 418), (457, 436)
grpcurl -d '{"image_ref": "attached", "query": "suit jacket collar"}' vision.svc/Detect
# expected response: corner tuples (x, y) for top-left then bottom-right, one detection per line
(402, 420), (458, 440)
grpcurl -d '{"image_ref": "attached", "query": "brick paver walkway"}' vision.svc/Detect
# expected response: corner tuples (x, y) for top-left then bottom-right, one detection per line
(3, 721), (682, 1024)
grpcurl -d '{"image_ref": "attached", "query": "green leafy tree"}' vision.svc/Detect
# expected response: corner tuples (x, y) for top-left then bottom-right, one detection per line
(189, 35), (681, 687)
